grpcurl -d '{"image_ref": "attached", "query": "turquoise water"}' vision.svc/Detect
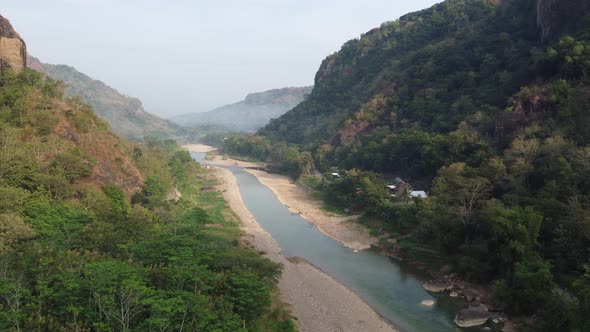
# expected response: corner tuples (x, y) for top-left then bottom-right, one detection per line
(191, 152), (477, 332)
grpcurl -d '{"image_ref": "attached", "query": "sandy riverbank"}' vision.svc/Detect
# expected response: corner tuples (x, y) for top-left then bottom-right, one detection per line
(205, 153), (379, 251)
(213, 166), (398, 332)
(182, 144), (217, 153)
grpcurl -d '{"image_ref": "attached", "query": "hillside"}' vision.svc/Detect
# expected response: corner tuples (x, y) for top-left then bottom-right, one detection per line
(172, 86), (312, 132)
(0, 16), (295, 331)
(224, 0), (590, 329)
(27, 56), (180, 140)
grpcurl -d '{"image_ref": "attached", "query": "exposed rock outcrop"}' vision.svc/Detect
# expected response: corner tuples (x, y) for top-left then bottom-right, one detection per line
(166, 187), (182, 202)
(537, 0), (560, 41)
(0, 15), (26, 72)
(536, 0), (590, 41)
(422, 280), (449, 293)
(454, 308), (492, 328)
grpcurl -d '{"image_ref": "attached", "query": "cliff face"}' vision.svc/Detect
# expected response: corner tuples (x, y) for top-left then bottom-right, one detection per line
(0, 15), (26, 72)
(537, 0), (590, 41)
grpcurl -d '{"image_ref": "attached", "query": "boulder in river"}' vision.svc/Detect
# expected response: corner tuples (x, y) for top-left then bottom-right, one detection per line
(423, 280), (448, 293)
(421, 299), (435, 307)
(454, 308), (491, 328)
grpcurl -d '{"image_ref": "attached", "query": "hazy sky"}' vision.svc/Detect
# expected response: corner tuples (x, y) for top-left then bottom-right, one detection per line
(2, 1), (440, 117)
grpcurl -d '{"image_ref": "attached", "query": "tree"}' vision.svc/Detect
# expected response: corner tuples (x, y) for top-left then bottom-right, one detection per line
(432, 163), (491, 224)
(297, 151), (314, 177)
(482, 202), (543, 270)
(494, 259), (553, 314)
(0, 274), (29, 331)
(85, 261), (152, 331)
(224, 272), (271, 327)
(0, 213), (35, 254)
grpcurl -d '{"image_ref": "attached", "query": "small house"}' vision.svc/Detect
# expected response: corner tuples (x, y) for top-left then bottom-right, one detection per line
(387, 181), (412, 197)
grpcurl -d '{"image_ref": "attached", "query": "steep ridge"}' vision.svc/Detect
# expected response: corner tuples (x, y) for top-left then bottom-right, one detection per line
(0, 15), (297, 331)
(0, 15), (26, 72)
(173, 86), (312, 132)
(259, 0), (589, 168)
(223, 0), (590, 329)
(27, 56), (180, 140)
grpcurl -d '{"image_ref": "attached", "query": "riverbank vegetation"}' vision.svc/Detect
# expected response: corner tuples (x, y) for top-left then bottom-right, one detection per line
(216, 0), (590, 329)
(0, 68), (295, 331)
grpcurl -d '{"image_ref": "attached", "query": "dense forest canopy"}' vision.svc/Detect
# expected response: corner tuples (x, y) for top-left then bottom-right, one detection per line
(221, 0), (590, 329)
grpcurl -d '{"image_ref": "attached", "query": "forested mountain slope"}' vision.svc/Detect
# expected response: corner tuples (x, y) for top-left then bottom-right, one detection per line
(260, 0), (590, 176)
(172, 86), (312, 132)
(223, 0), (590, 329)
(0, 16), (294, 331)
(27, 56), (180, 140)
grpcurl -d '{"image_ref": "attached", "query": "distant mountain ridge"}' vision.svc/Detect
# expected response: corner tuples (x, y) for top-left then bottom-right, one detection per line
(172, 86), (312, 132)
(27, 55), (179, 140)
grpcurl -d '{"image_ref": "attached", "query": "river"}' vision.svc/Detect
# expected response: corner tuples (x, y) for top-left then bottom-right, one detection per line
(191, 152), (484, 332)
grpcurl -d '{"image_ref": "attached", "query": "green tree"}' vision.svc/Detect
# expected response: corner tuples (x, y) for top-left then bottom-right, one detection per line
(85, 261), (152, 332)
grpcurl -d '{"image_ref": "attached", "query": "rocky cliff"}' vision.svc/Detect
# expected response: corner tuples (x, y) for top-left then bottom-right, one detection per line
(537, 0), (590, 41)
(0, 15), (26, 72)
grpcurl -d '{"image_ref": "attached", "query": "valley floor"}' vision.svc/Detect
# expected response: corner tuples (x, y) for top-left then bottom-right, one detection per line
(184, 145), (397, 332)
(206, 153), (379, 251)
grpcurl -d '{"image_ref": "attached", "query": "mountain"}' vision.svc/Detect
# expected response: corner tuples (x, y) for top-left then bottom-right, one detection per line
(259, 0), (590, 171)
(224, 0), (590, 328)
(0, 15), (26, 72)
(0, 15), (294, 331)
(172, 86), (312, 132)
(27, 55), (180, 140)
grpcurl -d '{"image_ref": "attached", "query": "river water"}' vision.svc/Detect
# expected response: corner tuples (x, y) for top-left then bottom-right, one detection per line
(191, 152), (483, 332)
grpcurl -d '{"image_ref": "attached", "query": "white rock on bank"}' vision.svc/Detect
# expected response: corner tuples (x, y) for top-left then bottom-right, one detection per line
(421, 299), (435, 307)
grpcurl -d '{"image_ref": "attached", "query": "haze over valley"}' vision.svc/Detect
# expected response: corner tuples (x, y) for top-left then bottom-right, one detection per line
(1, 1), (590, 331)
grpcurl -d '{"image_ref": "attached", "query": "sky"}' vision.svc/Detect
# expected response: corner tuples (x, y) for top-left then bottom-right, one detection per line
(2, 0), (441, 117)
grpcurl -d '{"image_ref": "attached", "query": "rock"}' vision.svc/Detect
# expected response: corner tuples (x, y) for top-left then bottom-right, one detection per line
(454, 309), (491, 328)
(455, 280), (466, 290)
(0, 15), (26, 73)
(166, 187), (182, 202)
(422, 280), (447, 293)
(450, 291), (458, 297)
(469, 302), (489, 312)
(463, 288), (477, 302)
(440, 264), (453, 275)
(492, 319), (500, 324)
(421, 299), (435, 307)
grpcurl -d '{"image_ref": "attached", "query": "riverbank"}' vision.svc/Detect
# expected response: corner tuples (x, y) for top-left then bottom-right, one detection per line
(205, 153), (379, 251)
(182, 145), (398, 331)
(213, 165), (398, 332)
